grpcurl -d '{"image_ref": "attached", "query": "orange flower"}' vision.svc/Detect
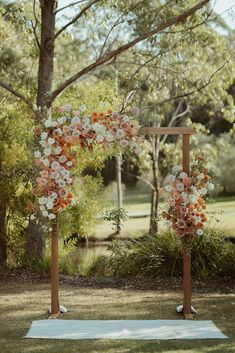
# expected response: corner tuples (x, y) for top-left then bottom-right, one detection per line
(99, 112), (105, 118)
(197, 156), (205, 161)
(107, 109), (112, 115)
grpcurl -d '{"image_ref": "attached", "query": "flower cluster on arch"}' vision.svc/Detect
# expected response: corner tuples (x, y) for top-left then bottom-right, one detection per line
(31, 105), (141, 220)
(163, 156), (214, 238)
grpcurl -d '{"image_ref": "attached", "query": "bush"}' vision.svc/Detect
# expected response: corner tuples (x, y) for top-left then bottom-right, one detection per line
(90, 228), (235, 279)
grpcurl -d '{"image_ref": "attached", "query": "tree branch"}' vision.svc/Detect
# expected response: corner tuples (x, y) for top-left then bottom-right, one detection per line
(54, 0), (101, 40)
(51, 0), (210, 102)
(141, 59), (230, 111)
(0, 81), (33, 109)
(55, 0), (87, 15)
(160, 102), (190, 145)
(31, 0), (41, 50)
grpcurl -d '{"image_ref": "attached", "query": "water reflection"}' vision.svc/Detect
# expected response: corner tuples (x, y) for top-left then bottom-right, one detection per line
(74, 242), (109, 274)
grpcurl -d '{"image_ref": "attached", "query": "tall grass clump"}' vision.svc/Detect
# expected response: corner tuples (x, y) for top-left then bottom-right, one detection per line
(90, 228), (235, 279)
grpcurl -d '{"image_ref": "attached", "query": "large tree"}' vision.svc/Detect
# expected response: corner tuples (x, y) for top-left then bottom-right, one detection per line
(0, 0), (211, 259)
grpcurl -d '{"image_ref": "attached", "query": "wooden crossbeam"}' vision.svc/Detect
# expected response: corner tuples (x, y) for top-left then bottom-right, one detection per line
(142, 127), (196, 135)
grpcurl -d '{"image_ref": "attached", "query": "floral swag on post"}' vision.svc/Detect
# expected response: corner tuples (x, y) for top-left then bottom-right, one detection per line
(163, 156), (214, 238)
(30, 105), (140, 221)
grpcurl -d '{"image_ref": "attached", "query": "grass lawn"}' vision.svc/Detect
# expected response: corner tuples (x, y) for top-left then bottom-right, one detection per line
(0, 280), (234, 353)
(96, 188), (235, 239)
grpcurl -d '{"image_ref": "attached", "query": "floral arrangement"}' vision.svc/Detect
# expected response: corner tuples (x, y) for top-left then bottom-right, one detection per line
(30, 105), (140, 221)
(162, 156), (214, 238)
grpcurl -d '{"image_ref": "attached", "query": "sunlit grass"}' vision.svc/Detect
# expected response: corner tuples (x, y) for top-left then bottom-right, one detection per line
(0, 282), (234, 353)
(97, 189), (235, 238)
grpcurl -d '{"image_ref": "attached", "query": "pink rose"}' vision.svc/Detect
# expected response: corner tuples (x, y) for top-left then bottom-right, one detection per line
(168, 198), (175, 207)
(172, 191), (181, 200)
(182, 177), (192, 187)
(177, 219), (186, 229)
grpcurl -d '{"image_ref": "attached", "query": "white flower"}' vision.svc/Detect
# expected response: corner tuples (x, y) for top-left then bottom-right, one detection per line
(106, 134), (114, 142)
(51, 192), (57, 199)
(123, 115), (130, 122)
(54, 146), (62, 155)
(165, 185), (173, 192)
(42, 210), (49, 218)
(199, 188), (207, 196)
(179, 172), (187, 178)
(67, 177), (72, 184)
(166, 174), (176, 183)
(51, 171), (59, 179)
(189, 194), (198, 204)
(172, 165), (181, 174)
(87, 138), (93, 144)
(54, 128), (62, 136)
(58, 180), (66, 188)
(92, 123), (101, 132)
(39, 197), (48, 205)
(51, 121), (57, 127)
(39, 140), (47, 148)
(120, 140), (129, 148)
(57, 116), (66, 125)
(197, 229), (203, 236)
(46, 202), (54, 210)
(67, 161), (73, 167)
(48, 137), (55, 145)
(44, 147), (52, 157)
(59, 155), (67, 163)
(41, 132), (48, 140)
(176, 183), (184, 192)
(30, 214), (36, 220)
(116, 129), (125, 139)
(197, 173), (204, 180)
(39, 205), (46, 212)
(134, 146), (142, 154)
(34, 151), (41, 158)
(72, 130), (81, 137)
(80, 104), (86, 112)
(48, 213), (56, 220)
(42, 158), (50, 166)
(62, 169), (70, 178)
(51, 161), (60, 170)
(44, 120), (52, 128)
(64, 104), (72, 111)
(96, 135), (104, 143)
(71, 117), (81, 125)
(208, 182), (214, 191)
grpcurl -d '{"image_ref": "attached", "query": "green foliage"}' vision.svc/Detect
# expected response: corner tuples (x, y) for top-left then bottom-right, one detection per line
(102, 207), (128, 233)
(91, 229), (235, 279)
(0, 100), (34, 267)
(58, 175), (106, 240)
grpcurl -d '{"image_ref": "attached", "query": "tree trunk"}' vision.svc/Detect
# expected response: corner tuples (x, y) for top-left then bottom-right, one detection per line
(115, 154), (123, 234)
(26, 0), (57, 262)
(37, 0), (57, 109)
(0, 160), (7, 268)
(149, 135), (160, 235)
(150, 175), (159, 236)
(0, 205), (7, 268)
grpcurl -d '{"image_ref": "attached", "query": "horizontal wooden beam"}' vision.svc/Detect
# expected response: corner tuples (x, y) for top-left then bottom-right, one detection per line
(142, 127), (196, 135)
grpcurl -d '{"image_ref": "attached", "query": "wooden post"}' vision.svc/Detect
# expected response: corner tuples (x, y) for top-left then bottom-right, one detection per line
(182, 134), (193, 320)
(50, 215), (60, 318)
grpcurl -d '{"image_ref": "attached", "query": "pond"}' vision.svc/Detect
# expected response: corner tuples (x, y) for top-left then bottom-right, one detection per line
(74, 242), (110, 274)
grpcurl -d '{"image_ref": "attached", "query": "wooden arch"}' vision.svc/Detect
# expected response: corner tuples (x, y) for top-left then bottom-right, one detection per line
(49, 126), (196, 320)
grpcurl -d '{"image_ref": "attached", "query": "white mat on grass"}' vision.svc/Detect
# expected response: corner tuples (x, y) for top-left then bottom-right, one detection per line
(25, 320), (227, 340)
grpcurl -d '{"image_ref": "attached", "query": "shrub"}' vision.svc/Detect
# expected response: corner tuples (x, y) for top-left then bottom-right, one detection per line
(90, 228), (235, 279)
